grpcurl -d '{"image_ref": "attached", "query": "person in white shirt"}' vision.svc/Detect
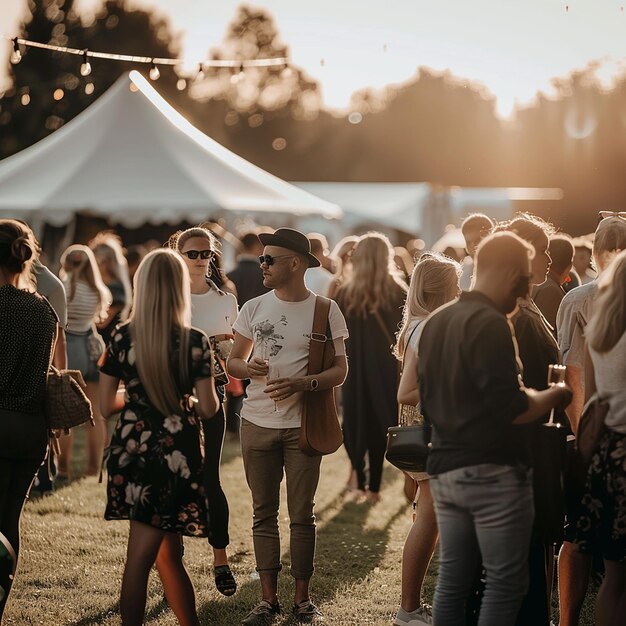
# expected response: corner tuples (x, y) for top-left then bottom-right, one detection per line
(171, 226), (238, 597)
(228, 228), (348, 626)
(304, 233), (335, 296)
(460, 213), (494, 291)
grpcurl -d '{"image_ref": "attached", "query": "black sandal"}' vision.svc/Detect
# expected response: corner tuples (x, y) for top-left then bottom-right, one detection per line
(214, 564), (237, 596)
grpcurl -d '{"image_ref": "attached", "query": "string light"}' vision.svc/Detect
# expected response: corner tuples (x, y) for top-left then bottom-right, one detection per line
(176, 78), (187, 91)
(149, 60), (160, 81)
(195, 62), (205, 82)
(80, 49), (92, 76)
(85, 82), (95, 95)
(3, 36), (288, 70)
(230, 63), (245, 85)
(10, 37), (22, 64)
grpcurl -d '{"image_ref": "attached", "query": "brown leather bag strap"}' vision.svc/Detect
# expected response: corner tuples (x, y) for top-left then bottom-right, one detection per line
(308, 296), (331, 376)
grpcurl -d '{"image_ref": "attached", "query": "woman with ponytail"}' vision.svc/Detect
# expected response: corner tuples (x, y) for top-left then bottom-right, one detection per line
(57, 245), (111, 478)
(0, 219), (58, 620)
(98, 249), (218, 626)
(170, 226), (239, 597)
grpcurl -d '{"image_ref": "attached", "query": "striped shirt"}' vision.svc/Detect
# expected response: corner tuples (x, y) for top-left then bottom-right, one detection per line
(65, 280), (100, 333)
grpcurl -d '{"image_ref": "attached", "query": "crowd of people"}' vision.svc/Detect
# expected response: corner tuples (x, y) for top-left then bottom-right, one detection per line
(0, 210), (624, 626)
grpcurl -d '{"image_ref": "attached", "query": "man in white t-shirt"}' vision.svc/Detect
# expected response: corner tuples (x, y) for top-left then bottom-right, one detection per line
(228, 228), (348, 626)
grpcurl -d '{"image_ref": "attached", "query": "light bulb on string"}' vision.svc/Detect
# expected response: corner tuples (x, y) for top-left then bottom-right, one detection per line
(176, 78), (187, 91)
(80, 50), (91, 76)
(85, 82), (95, 95)
(149, 60), (160, 81)
(11, 38), (22, 64)
(195, 62), (205, 82)
(230, 62), (245, 85)
(281, 64), (293, 79)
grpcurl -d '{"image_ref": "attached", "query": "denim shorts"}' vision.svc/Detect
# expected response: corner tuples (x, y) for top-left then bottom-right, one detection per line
(66, 330), (103, 382)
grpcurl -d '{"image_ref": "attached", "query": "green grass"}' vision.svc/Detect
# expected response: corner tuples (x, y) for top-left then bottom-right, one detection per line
(6, 425), (596, 625)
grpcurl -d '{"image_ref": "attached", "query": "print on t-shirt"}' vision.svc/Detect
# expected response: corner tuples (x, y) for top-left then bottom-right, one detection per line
(252, 315), (287, 357)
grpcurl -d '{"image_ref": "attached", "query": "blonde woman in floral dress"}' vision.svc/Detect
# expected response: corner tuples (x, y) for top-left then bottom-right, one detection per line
(99, 249), (218, 626)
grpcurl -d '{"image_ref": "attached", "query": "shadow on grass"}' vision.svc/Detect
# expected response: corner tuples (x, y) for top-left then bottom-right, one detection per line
(196, 496), (406, 625)
(66, 604), (119, 626)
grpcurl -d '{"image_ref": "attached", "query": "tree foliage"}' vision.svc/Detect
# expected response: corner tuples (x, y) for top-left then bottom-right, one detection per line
(0, 0), (178, 156)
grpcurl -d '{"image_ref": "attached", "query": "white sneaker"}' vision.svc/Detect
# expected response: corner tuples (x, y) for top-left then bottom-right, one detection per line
(393, 605), (433, 625)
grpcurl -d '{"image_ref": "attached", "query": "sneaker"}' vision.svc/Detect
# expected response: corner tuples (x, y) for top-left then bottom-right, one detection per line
(241, 600), (281, 626)
(393, 604), (433, 625)
(293, 599), (322, 623)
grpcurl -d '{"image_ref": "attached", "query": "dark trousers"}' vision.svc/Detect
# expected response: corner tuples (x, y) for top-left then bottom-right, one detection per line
(202, 406), (230, 550)
(515, 541), (551, 626)
(354, 412), (388, 494)
(0, 409), (48, 618)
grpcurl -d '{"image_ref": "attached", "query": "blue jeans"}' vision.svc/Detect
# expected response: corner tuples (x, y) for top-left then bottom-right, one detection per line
(430, 464), (534, 626)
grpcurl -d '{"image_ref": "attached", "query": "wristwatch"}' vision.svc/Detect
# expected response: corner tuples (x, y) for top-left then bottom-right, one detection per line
(309, 378), (319, 391)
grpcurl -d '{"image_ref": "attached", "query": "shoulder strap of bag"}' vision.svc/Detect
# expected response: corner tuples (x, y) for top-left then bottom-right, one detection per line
(308, 296), (332, 375)
(400, 321), (422, 374)
(373, 309), (394, 347)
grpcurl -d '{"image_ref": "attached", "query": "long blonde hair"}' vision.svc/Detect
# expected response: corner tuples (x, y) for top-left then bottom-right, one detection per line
(395, 252), (461, 358)
(586, 249), (626, 353)
(337, 232), (408, 317)
(89, 232), (132, 319)
(130, 249), (192, 416)
(60, 245), (111, 323)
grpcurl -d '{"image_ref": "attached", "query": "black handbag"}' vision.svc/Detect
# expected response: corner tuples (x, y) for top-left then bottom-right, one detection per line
(386, 423), (431, 474)
(384, 319), (431, 476)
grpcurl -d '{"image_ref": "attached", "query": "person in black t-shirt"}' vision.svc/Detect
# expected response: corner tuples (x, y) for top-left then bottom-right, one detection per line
(417, 232), (572, 626)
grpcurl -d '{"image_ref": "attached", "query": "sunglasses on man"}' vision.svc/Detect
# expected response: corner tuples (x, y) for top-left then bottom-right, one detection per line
(597, 211), (626, 225)
(182, 249), (212, 260)
(258, 254), (294, 266)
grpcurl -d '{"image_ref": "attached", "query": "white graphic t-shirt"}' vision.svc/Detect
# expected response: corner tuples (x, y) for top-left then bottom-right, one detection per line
(233, 291), (348, 429)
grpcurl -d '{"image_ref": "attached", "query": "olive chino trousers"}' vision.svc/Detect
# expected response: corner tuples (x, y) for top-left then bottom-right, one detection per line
(240, 418), (322, 580)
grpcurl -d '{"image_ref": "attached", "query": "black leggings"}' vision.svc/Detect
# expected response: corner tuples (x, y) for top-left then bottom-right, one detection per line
(355, 416), (388, 494)
(201, 406), (230, 550)
(0, 410), (48, 618)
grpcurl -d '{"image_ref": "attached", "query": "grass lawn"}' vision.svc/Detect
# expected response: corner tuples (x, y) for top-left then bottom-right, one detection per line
(6, 424), (597, 625)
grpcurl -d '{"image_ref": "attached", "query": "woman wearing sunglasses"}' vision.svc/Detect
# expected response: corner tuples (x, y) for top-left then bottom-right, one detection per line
(170, 226), (239, 597)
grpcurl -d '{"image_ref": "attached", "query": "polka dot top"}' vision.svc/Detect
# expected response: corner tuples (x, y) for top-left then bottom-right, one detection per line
(0, 284), (58, 414)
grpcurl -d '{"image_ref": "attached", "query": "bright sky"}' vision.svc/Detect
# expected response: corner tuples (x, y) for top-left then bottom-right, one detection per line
(3, 0), (626, 117)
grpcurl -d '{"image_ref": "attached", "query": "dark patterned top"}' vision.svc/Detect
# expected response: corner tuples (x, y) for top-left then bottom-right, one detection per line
(99, 323), (214, 536)
(0, 284), (57, 414)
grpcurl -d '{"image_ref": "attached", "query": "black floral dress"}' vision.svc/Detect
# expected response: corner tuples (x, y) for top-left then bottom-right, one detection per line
(99, 324), (213, 537)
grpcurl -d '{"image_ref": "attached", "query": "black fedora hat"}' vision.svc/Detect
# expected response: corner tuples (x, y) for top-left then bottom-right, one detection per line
(258, 228), (320, 268)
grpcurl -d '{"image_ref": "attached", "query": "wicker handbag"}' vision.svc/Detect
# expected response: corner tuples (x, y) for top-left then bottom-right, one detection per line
(46, 366), (94, 432)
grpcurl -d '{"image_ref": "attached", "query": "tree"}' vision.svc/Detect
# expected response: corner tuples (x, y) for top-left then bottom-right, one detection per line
(0, 0), (179, 158)
(190, 5), (321, 122)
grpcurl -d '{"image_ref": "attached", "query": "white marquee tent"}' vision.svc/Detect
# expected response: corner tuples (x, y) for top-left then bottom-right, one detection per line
(0, 71), (341, 228)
